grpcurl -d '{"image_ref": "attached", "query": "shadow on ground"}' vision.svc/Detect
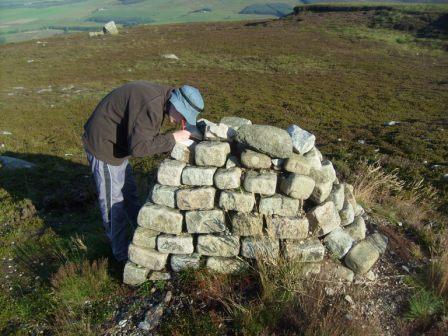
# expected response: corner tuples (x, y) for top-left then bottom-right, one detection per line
(0, 151), (153, 281)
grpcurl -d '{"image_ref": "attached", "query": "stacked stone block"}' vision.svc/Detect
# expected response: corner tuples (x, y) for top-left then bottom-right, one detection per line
(124, 118), (388, 285)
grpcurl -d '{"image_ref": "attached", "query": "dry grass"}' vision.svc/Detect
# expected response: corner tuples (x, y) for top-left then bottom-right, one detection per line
(351, 159), (443, 250)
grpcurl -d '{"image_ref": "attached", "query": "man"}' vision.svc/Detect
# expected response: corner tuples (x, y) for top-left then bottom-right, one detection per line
(83, 81), (204, 263)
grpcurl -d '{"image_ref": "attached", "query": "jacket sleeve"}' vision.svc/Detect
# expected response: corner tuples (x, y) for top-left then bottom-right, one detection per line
(129, 97), (176, 157)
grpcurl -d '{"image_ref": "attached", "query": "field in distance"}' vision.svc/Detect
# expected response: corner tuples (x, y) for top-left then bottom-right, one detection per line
(0, 0), (305, 43)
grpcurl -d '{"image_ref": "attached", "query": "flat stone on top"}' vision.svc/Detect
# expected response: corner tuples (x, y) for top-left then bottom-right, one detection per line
(266, 215), (309, 239)
(287, 125), (316, 154)
(195, 141), (230, 167)
(307, 201), (341, 236)
(157, 234), (194, 254)
(182, 166), (217, 186)
(151, 184), (178, 208)
(280, 174), (315, 199)
(259, 194), (300, 217)
(176, 187), (216, 210)
(231, 212), (263, 236)
(137, 203), (183, 234)
(197, 235), (240, 257)
(157, 159), (186, 186)
(185, 209), (226, 233)
(241, 149), (272, 169)
(241, 237), (280, 259)
(243, 171), (277, 195)
(235, 124), (293, 158)
(214, 167), (242, 190)
(219, 190), (255, 212)
(220, 116), (252, 130)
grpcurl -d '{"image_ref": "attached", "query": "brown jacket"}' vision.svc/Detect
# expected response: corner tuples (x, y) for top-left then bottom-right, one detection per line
(83, 81), (176, 165)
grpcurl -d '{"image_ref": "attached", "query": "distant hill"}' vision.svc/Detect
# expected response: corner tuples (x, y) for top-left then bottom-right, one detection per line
(0, 0), (447, 44)
(239, 3), (294, 17)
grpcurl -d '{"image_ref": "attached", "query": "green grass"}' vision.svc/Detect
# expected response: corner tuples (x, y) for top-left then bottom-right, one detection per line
(0, 7), (447, 334)
(0, 0), (302, 43)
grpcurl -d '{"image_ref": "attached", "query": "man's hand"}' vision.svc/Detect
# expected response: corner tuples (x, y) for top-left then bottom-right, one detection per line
(173, 130), (191, 142)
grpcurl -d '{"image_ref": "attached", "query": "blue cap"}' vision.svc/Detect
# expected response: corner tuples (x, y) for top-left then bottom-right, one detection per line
(169, 85), (204, 125)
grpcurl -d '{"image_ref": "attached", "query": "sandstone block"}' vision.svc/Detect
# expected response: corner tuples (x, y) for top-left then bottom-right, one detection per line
(214, 167), (242, 190)
(308, 201), (341, 236)
(231, 212), (264, 236)
(182, 166), (217, 186)
(323, 227), (354, 259)
(309, 160), (336, 184)
(157, 234), (194, 254)
(310, 181), (333, 204)
(241, 237), (280, 259)
(243, 171), (277, 195)
(206, 257), (247, 274)
(176, 187), (216, 210)
(344, 216), (366, 241)
(196, 235), (240, 257)
(344, 240), (380, 274)
(303, 147), (322, 169)
(204, 122), (236, 141)
(128, 244), (168, 271)
(137, 203), (183, 234)
(343, 183), (357, 209)
(326, 183), (345, 211)
(284, 154), (311, 175)
(259, 194), (300, 217)
(366, 233), (388, 254)
(241, 149), (272, 169)
(170, 254), (201, 272)
(219, 190), (255, 212)
(284, 238), (325, 262)
(195, 141), (230, 167)
(132, 226), (158, 249)
(123, 262), (149, 286)
(266, 215), (309, 239)
(157, 159), (186, 186)
(170, 140), (196, 163)
(340, 201), (355, 226)
(220, 116), (252, 130)
(185, 210), (226, 233)
(235, 124), (293, 158)
(280, 174), (315, 199)
(151, 184), (178, 208)
(287, 125), (316, 154)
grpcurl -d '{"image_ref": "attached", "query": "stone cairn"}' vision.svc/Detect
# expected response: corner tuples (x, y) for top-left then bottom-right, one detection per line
(124, 117), (388, 285)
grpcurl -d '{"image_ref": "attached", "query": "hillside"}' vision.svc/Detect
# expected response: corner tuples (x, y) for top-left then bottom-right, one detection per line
(0, 5), (447, 335)
(2, 0), (448, 43)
